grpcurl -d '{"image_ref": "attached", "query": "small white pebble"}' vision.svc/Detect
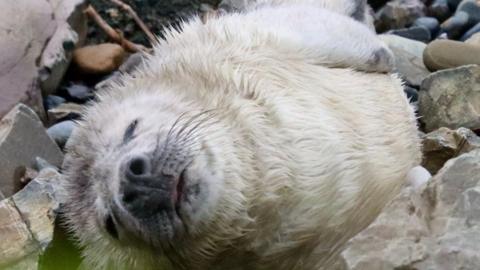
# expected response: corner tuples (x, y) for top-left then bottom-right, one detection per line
(407, 166), (432, 190)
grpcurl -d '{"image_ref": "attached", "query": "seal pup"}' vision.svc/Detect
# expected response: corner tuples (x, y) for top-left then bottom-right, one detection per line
(61, 0), (421, 269)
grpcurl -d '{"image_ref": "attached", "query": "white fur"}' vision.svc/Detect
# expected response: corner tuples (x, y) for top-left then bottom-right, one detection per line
(62, 1), (421, 269)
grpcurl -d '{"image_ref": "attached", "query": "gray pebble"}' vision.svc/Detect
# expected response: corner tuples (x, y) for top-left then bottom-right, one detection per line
(47, 120), (75, 148)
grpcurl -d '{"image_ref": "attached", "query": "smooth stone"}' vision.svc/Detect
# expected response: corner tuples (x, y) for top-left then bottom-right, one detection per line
(423, 39), (480, 71)
(418, 65), (480, 132)
(413, 17), (440, 35)
(72, 43), (127, 75)
(447, 0), (462, 9)
(428, 0), (452, 22)
(389, 26), (431, 42)
(62, 83), (94, 102)
(43, 95), (66, 111)
(457, 0), (480, 25)
(440, 11), (470, 39)
(465, 32), (480, 45)
(380, 34), (431, 87)
(47, 120), (75, 148)
(374, 0), (426, 32)
(460, 22), (480, 41)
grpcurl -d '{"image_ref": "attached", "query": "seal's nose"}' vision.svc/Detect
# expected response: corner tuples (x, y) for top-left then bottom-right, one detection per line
(120, 154), (175, 220)
(125, 154), (152, 181)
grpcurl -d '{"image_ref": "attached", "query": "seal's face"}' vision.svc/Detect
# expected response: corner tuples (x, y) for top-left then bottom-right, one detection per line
(62, 92), (234, 256)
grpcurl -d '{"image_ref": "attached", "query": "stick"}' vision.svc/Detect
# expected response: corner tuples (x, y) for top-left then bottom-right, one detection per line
(109, 0), (157, 44)
(84, 5), (148, 53)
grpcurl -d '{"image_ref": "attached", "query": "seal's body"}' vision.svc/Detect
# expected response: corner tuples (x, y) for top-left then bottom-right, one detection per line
(62, 0), (421, 269)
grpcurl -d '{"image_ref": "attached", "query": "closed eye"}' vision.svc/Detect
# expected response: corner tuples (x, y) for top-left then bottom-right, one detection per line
(123, 119), (139, 144)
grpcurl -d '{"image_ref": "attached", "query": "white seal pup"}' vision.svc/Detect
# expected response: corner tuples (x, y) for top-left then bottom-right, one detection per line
(61, 0), (421, 269)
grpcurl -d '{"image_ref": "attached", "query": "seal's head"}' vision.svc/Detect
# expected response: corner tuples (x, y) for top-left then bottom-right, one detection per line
(62, 86), (251, 268)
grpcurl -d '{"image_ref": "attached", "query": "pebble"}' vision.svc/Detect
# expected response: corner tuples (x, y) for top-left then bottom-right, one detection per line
(62, 84), (94, 102)
(440, 11), (471, 39)
(388, 26), (431, 43)
(380, 34), (431, 87)
(413, 17), (440, 36)
(423, 39), (480, 71)
(466, 32), (480, 45)
(457, 0), (480, 25)
(47, 120), (75, 148)
(428, 0), (452, 22)
(447, 0), (462, 9)
(72, 43), (127, 75)
(460, 21), (480, 41)
(43, 95), (66, 111)
(374, 0), (426, 32)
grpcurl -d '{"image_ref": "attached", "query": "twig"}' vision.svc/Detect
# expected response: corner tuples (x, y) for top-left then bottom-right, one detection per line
(109, 0), (157, 44)
(84, 5), (148, 53)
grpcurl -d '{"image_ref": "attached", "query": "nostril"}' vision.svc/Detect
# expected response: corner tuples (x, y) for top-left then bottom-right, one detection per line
(127, 155), (151, 177)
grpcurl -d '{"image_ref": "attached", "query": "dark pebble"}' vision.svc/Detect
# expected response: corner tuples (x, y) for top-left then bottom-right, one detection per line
(461, 22), (480, 41)
(367, 0), (390, 10)
(447, 0), (462, 9)
(44, 95), (66, 111)
(440, 11), (470, 39)
(62, 84), (94, 102)
(457, 0), (480, 25)
(389, 26), (432, 43)
(428, 0), (452, 22)
(413, 17), (440, 35)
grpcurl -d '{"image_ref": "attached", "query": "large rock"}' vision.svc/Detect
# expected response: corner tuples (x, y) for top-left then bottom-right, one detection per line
(380, 34), (430, 87)
(422, 127), (480, 174)
(341, 149), (480, 269)
(0, 104), (63, 197)
(39, 0), (88, 95)
(0, 0), (52, 119)
(0, 168), (63, 269)
(418, 65), (480, 132)
(0, 0), (87, 120)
